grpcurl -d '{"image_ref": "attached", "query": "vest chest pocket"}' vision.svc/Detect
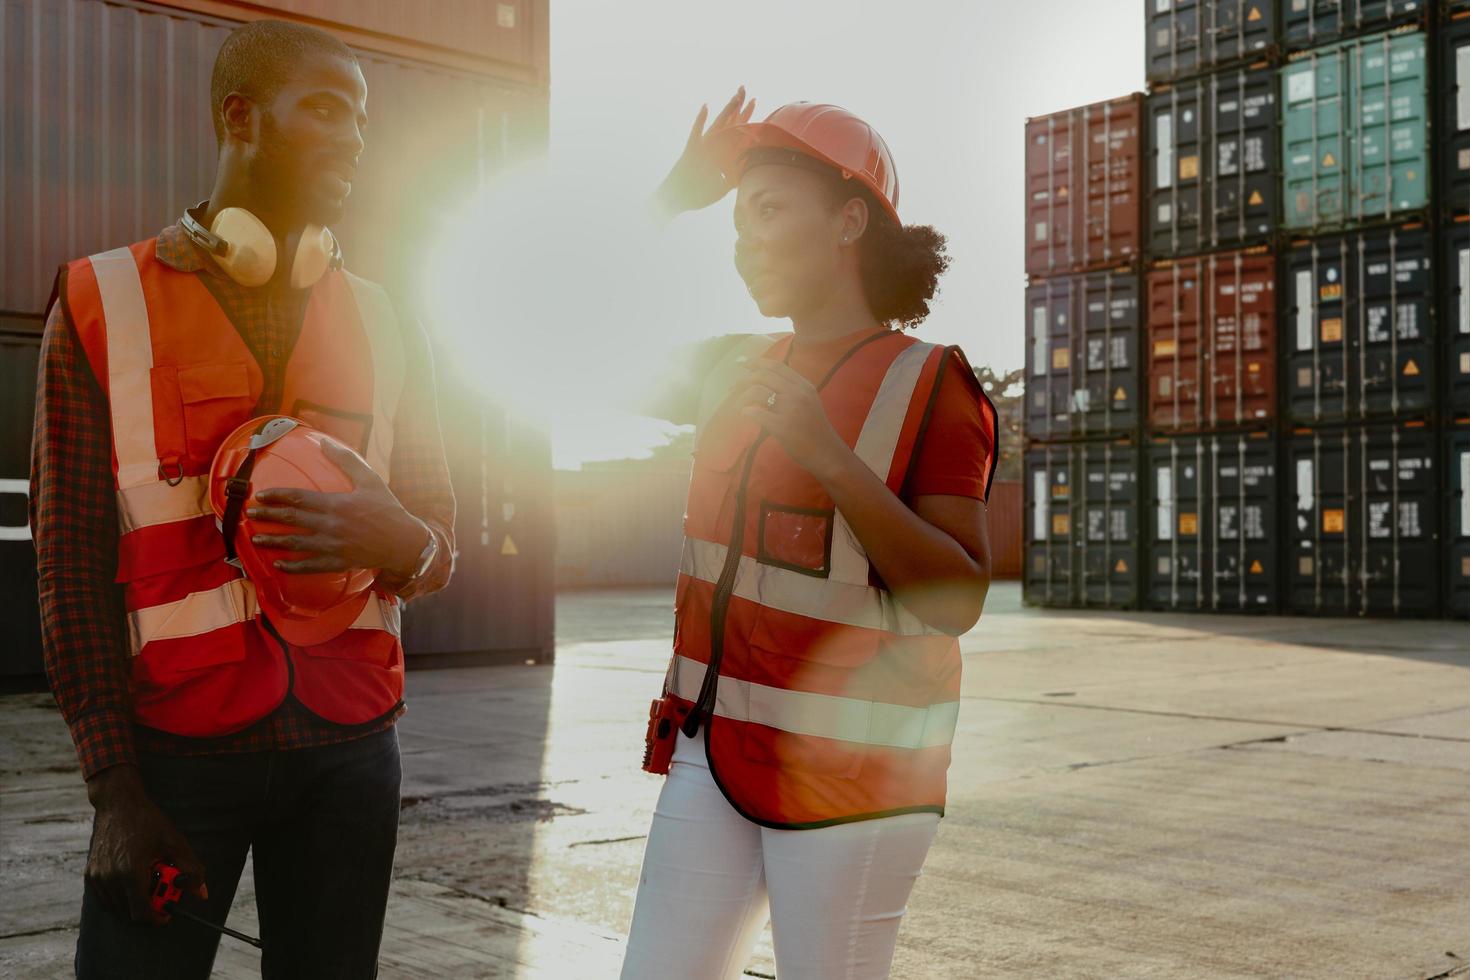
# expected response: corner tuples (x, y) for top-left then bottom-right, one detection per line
(155, 361), (256, 468)
(289, 399), (374, 457)
(757, 503), (833, 577)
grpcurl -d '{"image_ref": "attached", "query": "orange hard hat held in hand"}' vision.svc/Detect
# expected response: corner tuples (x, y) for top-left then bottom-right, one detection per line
(209, 416), (378, 646)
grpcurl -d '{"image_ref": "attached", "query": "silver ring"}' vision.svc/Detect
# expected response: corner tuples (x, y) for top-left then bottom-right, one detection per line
(765, 392), (778, 410)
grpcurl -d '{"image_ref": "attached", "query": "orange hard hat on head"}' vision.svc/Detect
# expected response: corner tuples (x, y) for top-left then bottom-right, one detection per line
(209, 416), (377, 647)
(712, 102), (901, 224)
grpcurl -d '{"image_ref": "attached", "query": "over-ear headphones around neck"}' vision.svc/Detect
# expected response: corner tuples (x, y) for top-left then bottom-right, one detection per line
(181, 204), (343, 289)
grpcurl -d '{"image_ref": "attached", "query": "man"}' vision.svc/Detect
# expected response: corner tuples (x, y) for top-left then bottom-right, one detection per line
(29, 20), (455, 978)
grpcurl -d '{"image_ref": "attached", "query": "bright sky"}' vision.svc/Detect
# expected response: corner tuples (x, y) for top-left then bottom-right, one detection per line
(427, 0), (1143, 468)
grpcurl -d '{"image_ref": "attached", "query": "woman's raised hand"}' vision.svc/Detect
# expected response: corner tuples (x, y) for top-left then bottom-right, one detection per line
(654, 87), (757, 219)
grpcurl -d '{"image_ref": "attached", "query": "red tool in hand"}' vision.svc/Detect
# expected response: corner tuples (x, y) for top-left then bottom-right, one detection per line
(149, 861), (263, 949)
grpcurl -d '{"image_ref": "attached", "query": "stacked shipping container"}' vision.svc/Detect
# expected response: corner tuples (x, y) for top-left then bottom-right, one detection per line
(1142, 2), (1284, 612)
(1023, 0), (1467, 617)
(1147, 62), (1280, 254)
(1023, 97), (1146, 608)
(1282, 5), (1439, 616)
(1443, 4), (1470, 615)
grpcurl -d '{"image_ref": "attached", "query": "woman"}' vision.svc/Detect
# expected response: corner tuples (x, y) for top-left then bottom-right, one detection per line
(624, 89), (998, 980)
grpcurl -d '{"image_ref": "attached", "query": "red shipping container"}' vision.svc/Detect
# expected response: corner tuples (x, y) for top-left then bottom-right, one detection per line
(1146, 248), (1277, 432)
(1026, 94), (1144, 279)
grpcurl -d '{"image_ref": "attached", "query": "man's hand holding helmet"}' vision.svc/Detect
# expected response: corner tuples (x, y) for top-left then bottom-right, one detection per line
(248, 440), (430, 578)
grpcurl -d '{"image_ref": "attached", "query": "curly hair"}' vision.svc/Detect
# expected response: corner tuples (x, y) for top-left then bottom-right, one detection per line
(855, 207), (951, 329)
(819, 174), (950, 329)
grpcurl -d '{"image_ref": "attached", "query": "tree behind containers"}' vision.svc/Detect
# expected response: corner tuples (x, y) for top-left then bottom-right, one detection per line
(974, 365), (1023, 482)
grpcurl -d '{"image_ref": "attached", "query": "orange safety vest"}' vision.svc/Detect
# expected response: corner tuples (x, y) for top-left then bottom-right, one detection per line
(65, 240), (408, 738)
(663, 330), (992, 828)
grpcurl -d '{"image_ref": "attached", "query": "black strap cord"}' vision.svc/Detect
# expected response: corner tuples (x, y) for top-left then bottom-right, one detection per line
(220, 417), (300, 567)
(221, 449), (262, 567)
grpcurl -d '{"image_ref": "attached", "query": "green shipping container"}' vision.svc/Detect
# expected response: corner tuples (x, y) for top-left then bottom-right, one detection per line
(1281, 28), (1429, 229)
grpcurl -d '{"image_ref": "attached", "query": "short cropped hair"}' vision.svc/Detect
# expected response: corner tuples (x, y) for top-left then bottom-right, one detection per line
(210, 19), (357, 145)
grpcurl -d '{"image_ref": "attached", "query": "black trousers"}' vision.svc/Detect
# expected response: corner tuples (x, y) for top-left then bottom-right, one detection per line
(75, 727), (402, 980)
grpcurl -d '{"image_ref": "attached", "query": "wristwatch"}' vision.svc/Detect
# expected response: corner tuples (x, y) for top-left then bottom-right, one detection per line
(407, 525), (438, 582)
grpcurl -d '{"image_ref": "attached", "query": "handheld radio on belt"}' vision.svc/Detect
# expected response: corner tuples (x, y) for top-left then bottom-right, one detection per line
(642, 696), (688, 775)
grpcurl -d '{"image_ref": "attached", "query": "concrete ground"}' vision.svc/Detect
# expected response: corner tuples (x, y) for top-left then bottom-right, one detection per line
(3, 583), (1469, 979)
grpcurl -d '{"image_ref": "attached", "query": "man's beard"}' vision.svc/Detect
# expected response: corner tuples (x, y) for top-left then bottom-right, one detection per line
(247, 114), (332, 227)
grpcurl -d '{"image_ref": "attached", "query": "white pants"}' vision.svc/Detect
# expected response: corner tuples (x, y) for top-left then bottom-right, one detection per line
(621, 731), (940, 980)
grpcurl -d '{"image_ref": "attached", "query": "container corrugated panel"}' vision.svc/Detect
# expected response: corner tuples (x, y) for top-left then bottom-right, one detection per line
(1441, 217), (1470, 416)
(0, 0), (549, 316)
(1281, 29), (1429, 230)
(1146, 432), (1278, 611)
(1024, 270), (1141, 441)
(1283, 0), (1427, 52)
(1146, 0), (1277, 84)
(988, 480), (1024, 580)
(1447, 422), (1470, 617)
(1286, 423), (1439, 616)
(1025, 94), (1144, 278)
(1145, 249), (1277, 431)
(169, 0), (551, 79)
(555, 463), (688, 588)
(401, 385), (555, 660)
(1438, 12), (1470, 214)
(0, 326), (44, 678)
(1283, 223), (1434, 422)
(1023, 442), (1141, 609)
(0, 0), (228, 316)
(1148, 63), (1279, 255)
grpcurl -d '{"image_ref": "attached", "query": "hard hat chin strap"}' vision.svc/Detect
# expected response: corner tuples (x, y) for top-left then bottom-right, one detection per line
(220, 418), (301, 570)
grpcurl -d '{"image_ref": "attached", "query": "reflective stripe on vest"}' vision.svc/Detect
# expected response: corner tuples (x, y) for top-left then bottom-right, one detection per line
(91, 247), (161, 490)
(128, 580), (401, 656)
(116, 476), (211, 533)
(679, 536), (945, 637)
(830, 340), (936, 584)
(667, 654), (958, 750)
(128, 578), (254, 654)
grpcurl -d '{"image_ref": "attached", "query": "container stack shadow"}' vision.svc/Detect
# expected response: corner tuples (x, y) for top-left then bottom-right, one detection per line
(1023, 0), (1469, 619)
